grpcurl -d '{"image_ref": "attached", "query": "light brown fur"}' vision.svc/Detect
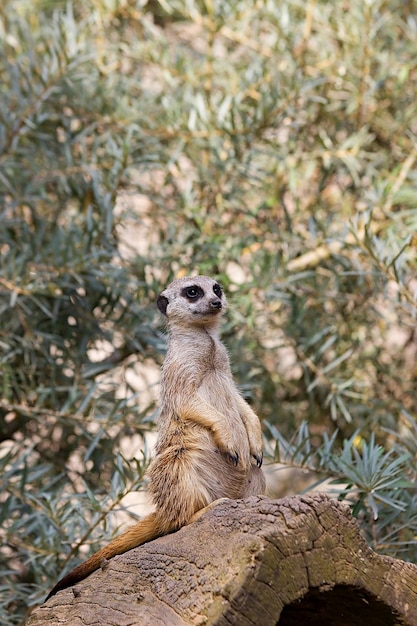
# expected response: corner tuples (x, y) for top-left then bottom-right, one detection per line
(46, 275), (265, 600)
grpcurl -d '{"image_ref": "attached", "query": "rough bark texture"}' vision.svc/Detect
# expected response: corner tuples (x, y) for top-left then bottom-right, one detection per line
(28, 493), (417, 626)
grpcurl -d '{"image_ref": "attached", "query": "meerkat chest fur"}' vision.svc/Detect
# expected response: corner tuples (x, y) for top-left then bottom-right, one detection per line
(165, 327), (236, 406)
(192, 331), (239, 412)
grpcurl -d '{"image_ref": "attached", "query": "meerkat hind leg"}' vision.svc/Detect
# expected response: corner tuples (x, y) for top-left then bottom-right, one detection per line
(190, 498), (230, 523)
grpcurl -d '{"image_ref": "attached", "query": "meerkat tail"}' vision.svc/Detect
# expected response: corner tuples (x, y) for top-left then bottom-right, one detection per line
(45, 512), (161, 600)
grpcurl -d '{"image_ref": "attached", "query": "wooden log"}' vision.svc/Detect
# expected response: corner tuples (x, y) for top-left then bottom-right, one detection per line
(28, 493), (417, 625)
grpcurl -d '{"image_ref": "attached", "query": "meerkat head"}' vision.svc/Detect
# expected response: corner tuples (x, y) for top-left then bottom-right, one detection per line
(157, 275), (227, 329)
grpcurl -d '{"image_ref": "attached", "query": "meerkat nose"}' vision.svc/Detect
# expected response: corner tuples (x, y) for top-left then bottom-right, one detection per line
(210, 299), (222, 309)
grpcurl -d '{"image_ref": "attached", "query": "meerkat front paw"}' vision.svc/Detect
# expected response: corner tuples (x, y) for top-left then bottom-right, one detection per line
(248, 431), (264, 468)
(216, 437), (240, 466)
(252, 450), (263, 467)
(211, 427), (245, 467)
(226, 450), (240, 466)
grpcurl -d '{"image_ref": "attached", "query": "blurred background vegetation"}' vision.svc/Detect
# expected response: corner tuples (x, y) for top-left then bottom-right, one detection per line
(1, 0), (416, 622)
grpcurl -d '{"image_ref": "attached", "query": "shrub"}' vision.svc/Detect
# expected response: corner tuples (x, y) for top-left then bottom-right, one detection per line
(1, 0), (416, 622)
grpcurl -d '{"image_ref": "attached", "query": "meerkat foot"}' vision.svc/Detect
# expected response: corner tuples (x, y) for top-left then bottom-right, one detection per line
(191, 498), (230, 523)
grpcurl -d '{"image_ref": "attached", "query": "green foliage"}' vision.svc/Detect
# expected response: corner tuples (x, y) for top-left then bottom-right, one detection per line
(1, 0), (417, 623)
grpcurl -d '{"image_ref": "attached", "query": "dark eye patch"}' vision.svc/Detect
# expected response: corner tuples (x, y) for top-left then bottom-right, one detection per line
(213, 283), (222, 298)
(181, 285), (204, 300)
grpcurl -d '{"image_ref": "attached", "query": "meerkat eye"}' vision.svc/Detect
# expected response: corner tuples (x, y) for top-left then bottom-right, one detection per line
(213, 283), (222, 298)
(182, 286), (203, 300)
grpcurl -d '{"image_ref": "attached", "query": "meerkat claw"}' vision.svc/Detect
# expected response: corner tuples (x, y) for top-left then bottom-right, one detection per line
(253, 452), (263, 468)
(227, 452), (239, 466)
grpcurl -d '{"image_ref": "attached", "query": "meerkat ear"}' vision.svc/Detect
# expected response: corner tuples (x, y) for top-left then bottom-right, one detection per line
(157, 294), (169, 315)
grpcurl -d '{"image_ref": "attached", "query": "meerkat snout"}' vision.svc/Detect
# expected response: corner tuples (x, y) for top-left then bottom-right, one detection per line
(210, 298), (222, 309)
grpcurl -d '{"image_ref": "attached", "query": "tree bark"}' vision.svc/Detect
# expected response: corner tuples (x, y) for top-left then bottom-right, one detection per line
(28, 493), (417, 626)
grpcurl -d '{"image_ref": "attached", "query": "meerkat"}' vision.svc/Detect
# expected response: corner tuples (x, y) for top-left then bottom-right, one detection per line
(46, 275), (265, 600)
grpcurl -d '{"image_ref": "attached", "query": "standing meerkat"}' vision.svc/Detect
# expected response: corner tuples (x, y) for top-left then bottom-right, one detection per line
(46, 275), (265, 600)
